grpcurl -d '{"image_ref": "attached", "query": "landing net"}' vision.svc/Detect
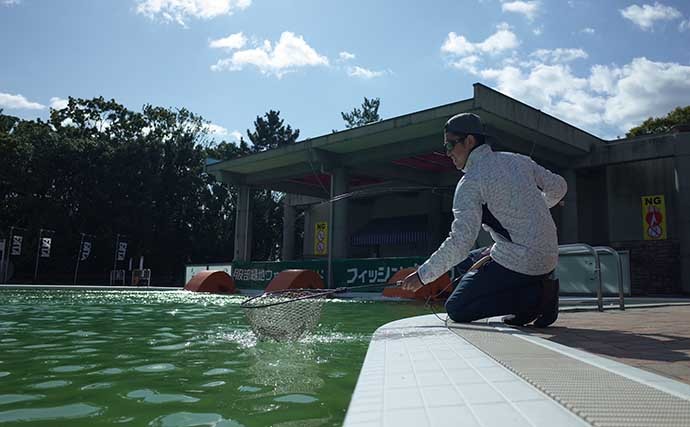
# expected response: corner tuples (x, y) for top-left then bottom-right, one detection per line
(240, 289), (332, 342)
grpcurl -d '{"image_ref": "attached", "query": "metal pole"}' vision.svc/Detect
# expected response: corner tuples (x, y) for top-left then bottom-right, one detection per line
(244, 188), (250, 261)
(0, 233), (5, 284)
(73, 233), (84, 285)
(113, 234), (120, 272)
(0, 232), (5, 283)
(327, 173), (335, 289)
(33, 229), (43, 282)
(4, 227), (14, 283)
(112, 234), (120, 286)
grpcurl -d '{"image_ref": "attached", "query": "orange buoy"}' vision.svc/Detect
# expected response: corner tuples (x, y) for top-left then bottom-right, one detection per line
(184, 270), (237, 294)
(264, 269), (324, 293)
(382, 267), (452, 301)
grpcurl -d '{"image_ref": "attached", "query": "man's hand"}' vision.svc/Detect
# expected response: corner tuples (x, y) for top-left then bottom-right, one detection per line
(399, 271), (424, 292)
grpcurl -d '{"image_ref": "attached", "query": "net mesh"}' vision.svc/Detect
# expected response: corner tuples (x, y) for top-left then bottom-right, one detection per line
(241, 289), (330, 342)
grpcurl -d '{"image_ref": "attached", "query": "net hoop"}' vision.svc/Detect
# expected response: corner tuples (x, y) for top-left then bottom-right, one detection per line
(240, 288), (340, 309)
(240, 288), (337, 342)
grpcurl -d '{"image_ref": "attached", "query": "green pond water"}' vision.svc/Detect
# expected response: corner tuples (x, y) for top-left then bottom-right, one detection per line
(0, 290), (433, 426)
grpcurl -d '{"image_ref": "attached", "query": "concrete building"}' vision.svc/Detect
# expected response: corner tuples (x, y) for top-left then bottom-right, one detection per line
(207, 83), (690, 295)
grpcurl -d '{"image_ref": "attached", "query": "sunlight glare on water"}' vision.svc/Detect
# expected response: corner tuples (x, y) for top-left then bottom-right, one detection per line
(0, 289), (430, 426)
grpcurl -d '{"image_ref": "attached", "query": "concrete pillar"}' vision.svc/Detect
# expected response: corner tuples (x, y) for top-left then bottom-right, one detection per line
(675, 155), (690, 293)
(303, 209), (312, 256)
(233, 185), (253, 262)
(561, 169), (579, 244)
(281, 196), (296, 261)
(332, 168), (349, 258)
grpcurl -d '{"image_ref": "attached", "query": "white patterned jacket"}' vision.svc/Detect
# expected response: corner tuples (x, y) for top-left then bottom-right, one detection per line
(417, 144), (567, 283)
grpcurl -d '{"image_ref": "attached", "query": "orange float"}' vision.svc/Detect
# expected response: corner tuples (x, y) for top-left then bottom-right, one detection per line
(264, 269), (324, 292)
(184, 270), (237, 293)
(382, 267), (453, 301)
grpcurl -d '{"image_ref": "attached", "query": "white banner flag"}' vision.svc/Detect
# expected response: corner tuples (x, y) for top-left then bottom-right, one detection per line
(81, 241), (92, 261)
(117, 242), (128, 261)
(40, 237), (52, 258)
(11, 235), (23, 256)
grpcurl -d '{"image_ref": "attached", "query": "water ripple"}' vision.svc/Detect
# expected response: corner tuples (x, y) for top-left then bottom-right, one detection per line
(134, 363), (176, 373)
(29, 380), (71, 389)
(203, 368), (234, 376)
(0, 403), (101, 423)
(126, 389), (199, 404)
(0, 394), (43, 405)
(149, 412), (244, 427)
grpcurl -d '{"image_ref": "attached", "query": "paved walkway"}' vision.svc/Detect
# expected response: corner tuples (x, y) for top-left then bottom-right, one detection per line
(521, 305), (690, 385)
(344, 311), (690, 427)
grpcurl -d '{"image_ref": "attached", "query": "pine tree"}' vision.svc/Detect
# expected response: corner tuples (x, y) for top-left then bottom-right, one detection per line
(341, 97), (381, 129)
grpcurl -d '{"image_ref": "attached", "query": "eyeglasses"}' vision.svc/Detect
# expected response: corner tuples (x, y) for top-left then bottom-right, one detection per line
(443, 134), (467, 154)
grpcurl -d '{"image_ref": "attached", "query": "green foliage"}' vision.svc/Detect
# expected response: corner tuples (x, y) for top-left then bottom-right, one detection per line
(242, 110), (301, 260)
(0, 101), (301, 282)
(246, 110), (299, 151)
(0, 98), (237, 283)
(341, 97), (381, 129)
(626, 106), (690, 137)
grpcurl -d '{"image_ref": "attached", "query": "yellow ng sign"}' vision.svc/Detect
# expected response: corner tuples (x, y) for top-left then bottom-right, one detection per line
(314, 222), (328, 255)
(641, 195), (667, 240)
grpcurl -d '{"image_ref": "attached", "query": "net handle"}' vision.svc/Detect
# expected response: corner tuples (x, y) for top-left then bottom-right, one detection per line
(333, 281), (402, 293)
(240, 281), (402, 309)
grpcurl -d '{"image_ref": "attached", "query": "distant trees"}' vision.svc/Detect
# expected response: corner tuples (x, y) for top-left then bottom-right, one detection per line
(247, 110), (300, 151)
(627, 106), (690, 138)
(341, 97), (381, 129)
(0, 98), (236, 283)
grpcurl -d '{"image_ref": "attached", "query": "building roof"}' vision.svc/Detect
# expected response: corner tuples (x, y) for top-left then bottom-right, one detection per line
(207, 83), (605, 197)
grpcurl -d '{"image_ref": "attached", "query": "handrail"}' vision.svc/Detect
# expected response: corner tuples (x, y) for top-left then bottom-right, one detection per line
(558, 244), (603, 311)
(594, 246), (625, 310)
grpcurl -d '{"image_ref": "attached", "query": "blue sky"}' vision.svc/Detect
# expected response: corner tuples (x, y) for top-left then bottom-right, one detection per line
(1, 0), (690, 141)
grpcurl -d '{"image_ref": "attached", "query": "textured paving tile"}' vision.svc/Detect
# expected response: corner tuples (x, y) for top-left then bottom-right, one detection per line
(523, 306), (690, 385)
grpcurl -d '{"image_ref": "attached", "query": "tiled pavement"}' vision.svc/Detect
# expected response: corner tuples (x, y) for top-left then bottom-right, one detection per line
(521, 305), (690, 385)
(344, 305), (690, 427)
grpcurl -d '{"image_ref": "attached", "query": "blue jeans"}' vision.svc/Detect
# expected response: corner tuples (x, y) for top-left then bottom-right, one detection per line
(445, 247), (548, 323)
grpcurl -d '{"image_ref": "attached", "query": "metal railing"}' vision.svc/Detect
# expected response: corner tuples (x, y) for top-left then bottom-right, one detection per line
(558, 244), (625, 311)
(594, 246), (625, 311)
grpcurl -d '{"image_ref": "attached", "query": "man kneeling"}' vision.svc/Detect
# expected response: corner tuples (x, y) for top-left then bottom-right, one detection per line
(400, 113), (566, 327)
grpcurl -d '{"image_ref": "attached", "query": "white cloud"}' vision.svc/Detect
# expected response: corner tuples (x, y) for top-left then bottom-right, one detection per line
(347, 66), (387, 79)
(49, 97), (69, 110)
(475, 57), (690, 136)
(501, 1), (540, 21)
(530, 48), (588, 63)
(229, 130), (242, 141)
(581, 27), (596, 34)
(680, 19), (690, 32)
(588, 64), (622, 94)
(209, 32), (247, 50)
(442, 23), (519, 56)
(136, 0), (251, 26)
(2, 0), (21, 6)
(205, 123), (228, 136)
(0, 92), (45, 110)
(620, 2), (681, 31)
(600, 58), (690, 131)
(210, 31), (329, 78)
(338, 51), (355, 62)
(532, 27), (543, 36)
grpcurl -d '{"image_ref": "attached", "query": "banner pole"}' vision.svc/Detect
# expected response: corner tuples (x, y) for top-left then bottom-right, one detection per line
(34, 228), (43, 282)
(74, 233), (85, 285)
(0, 233), (5, 284)
(4, 227), (14, 282)
(113, 234), (120, 273)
